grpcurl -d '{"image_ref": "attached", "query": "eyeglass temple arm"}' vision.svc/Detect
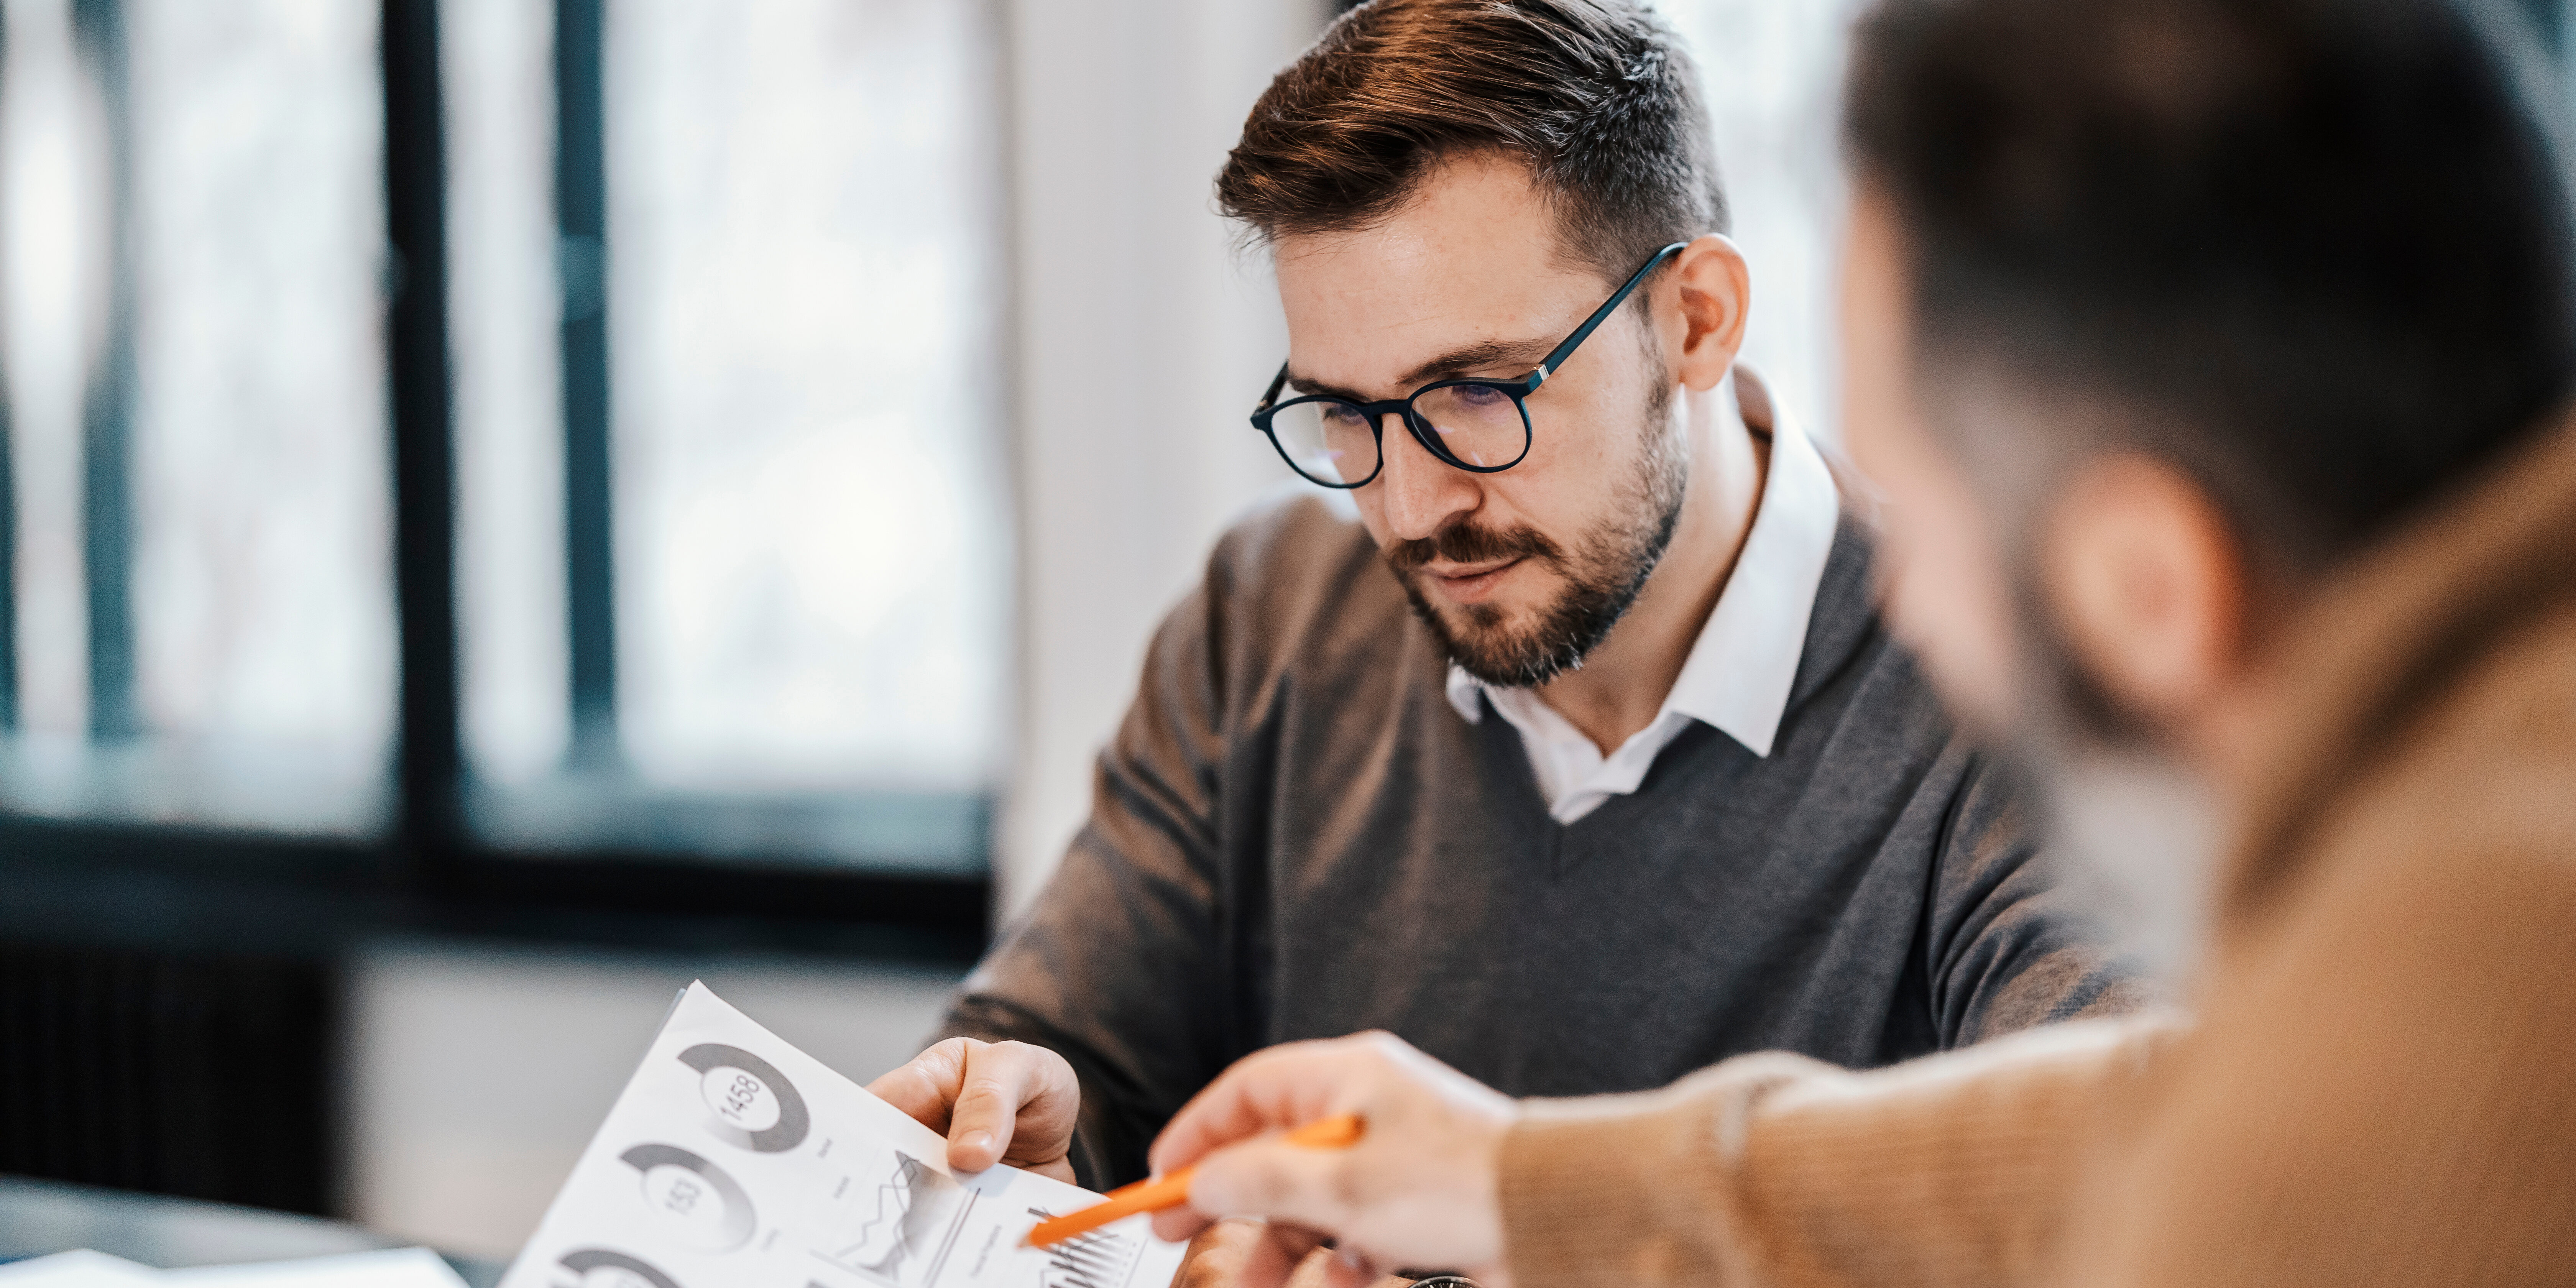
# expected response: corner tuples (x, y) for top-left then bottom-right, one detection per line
(1252, 242), (1685, 412)
(1254, 361), (1292, 417)
(1528, 242), (1690, 389)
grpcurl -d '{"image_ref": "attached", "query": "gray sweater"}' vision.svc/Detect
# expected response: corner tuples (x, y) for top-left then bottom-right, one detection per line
(945, 497), (2148, 1188)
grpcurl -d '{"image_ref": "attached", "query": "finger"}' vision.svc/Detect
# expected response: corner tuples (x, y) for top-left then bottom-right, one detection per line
(865, 1039), (974, 1134)
(1152, 1042), (1363, 1175)
(990, 1042), (1081, 1170)
(948, 1042), (1049, 1171)
(1172, 1219), (1261, 1288)
(1268, 1226), (1329, 1267)
(1153, 1206), (1217, 1244)
(1320, 1246), (1379, 1288)
(1186, 1136), (1353, 1233)
(1257, 1229), (1331, 1288)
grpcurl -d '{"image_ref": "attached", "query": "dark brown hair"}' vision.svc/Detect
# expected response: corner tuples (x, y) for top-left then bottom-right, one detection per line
(1217, 0), (1725, 284)
(1846, 0), (2576, 573)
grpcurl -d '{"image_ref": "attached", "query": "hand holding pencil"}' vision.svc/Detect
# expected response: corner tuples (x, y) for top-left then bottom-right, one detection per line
(1138, 1032), (1520, 1288)
(1025, 1114), (1365, 1249)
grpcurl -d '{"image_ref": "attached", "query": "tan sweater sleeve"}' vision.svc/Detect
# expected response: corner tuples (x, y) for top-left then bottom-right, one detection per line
(1497, 1012), (2184, 1288)
(2072, 846), (2576, 1287)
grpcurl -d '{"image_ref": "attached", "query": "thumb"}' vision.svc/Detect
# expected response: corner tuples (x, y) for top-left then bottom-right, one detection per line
(1184, 1137), (1353, 1234)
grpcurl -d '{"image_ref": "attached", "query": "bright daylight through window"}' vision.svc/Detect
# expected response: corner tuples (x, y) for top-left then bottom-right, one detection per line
(0, 0), (1830, 867)
(1663, 0), (1866, 444)
(0, 0), (394, 834)
(0, 0), (1010, 870)
(448, 0), (1009, 869)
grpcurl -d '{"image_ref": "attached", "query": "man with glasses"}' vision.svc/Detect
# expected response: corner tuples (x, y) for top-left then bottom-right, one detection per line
(869, 0), (2144, 1273)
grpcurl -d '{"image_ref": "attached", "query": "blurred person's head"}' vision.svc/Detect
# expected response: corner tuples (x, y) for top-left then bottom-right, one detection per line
(1217, 0), (1749, 687)
(1839, 0), (2576, 966)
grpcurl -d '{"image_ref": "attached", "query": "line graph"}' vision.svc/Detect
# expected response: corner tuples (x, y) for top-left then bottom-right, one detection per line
(811, 1151), (976, 1287)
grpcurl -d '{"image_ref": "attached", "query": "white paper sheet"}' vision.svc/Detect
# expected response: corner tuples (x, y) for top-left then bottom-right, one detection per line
(162, 1249), (467, 1288)
(0, 1248), (464, 1288)
(499, 982), (1183, 1288)
(0, 1251), (163, 1288)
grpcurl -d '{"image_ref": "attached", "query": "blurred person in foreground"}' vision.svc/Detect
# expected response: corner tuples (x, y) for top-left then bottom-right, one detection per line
(1142, 0), (2576, 1283)
(865, 0), (2148, 1276)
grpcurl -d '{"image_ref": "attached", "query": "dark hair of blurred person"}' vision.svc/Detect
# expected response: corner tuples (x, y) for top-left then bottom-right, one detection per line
(1127, 3), (2576, 1287)
(1853, 0), (2574, 572)
(1847, 0), (2575, 755)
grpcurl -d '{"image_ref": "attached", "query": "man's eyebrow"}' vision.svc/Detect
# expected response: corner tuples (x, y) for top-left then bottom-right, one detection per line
(1283, 372), (1374, 403)
(1285, 338), (1557, 403)
(1398, 338), (1554, 389)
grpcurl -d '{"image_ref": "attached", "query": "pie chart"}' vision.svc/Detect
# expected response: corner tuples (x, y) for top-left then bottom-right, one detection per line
(553, 1248), (683, 1288)
(619, 1143), (758, 1252)
(677, 1042), (811, 1153)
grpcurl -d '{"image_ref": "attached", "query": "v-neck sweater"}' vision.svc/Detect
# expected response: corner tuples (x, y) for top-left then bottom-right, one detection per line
(941, 494), (2150, 1188)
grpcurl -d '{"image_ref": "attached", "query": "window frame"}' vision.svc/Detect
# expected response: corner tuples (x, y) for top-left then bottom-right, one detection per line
(0, 0), (996, 960)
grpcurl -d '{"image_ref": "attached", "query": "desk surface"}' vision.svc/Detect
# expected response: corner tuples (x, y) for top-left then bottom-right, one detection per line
(0, 1178), (502, 1288)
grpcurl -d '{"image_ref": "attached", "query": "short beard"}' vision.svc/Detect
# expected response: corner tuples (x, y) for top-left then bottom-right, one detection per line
(1387, 376), (1688, 688)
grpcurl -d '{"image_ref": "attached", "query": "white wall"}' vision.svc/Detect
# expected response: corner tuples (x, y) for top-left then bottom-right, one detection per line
(345, 943), (961, 1260)
(996, 0), (1333, 920)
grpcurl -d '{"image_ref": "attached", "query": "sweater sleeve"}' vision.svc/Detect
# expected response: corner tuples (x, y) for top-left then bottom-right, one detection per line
(937, 572), (1242, 1189)
(1497, 1010), (2183, 1288)
(1922, 751), (2165, 1045)
(2074, 840), (2576, 1288)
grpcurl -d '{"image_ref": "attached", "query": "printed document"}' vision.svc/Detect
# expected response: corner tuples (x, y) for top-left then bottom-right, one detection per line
(501, 982), (1184, 1288)
(0, 1249), (465, 1288)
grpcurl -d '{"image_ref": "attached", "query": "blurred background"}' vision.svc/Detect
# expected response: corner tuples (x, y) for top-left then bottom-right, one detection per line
(5, 0), (2458, 1263)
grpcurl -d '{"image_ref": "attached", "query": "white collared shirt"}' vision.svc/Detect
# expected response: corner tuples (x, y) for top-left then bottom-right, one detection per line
(1444, 369), (1843, 824)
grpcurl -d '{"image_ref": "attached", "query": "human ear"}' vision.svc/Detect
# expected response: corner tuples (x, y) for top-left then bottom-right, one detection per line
(1668, 233), (1751, 391)
(2037, 453), (2250, 733)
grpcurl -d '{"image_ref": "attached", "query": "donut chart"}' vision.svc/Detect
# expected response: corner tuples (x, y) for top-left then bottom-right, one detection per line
(619, 1143), (757, 1252)
(677, 1042), (811, 1152)
(554, 1248), (683, 1288)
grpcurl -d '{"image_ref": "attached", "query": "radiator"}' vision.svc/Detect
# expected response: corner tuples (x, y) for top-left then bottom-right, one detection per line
(0, 941), (339, 1216)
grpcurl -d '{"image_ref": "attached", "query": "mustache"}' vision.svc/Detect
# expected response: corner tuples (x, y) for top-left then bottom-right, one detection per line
(1383, 521), (1565, 576)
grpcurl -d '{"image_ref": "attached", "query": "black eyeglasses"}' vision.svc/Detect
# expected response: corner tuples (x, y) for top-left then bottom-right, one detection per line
(1250, 242), (1688, 489)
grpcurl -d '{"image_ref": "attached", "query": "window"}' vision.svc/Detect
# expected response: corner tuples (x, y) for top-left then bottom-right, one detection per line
(447, 0), (1009, 871)
(1663, 0), (1870, 443)
(0, 0), (1010, 880)
(0, 0), (394, 835)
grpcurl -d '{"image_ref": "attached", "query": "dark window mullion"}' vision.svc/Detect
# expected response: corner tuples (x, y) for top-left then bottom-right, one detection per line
(384, 0), (462, 855)
(72, 0), (136, 742)
(555, 0), (618, 772)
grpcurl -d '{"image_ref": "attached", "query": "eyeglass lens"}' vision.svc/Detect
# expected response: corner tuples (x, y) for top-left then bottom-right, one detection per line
(1269, 384), (1529, 486)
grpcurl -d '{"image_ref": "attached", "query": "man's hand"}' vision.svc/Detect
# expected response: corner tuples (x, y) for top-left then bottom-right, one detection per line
(866, 1037), (1081, 1184)
(1175, 1218), (1412, 1288)
(1175, 1219), (1307, 1288)
(1145, 1033), (1517, 1288)
(1180, 1221), (1422, 1288)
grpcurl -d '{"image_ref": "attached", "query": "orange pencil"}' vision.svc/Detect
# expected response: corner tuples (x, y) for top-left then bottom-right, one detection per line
(1022, 1114), (1364, 1249)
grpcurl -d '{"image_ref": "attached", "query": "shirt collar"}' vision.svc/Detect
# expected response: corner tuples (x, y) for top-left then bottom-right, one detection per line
(1444, 367), (1842, 757)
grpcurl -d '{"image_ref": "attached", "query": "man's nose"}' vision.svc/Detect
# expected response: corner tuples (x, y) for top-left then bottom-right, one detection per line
(1372, 411), (1480, 541)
